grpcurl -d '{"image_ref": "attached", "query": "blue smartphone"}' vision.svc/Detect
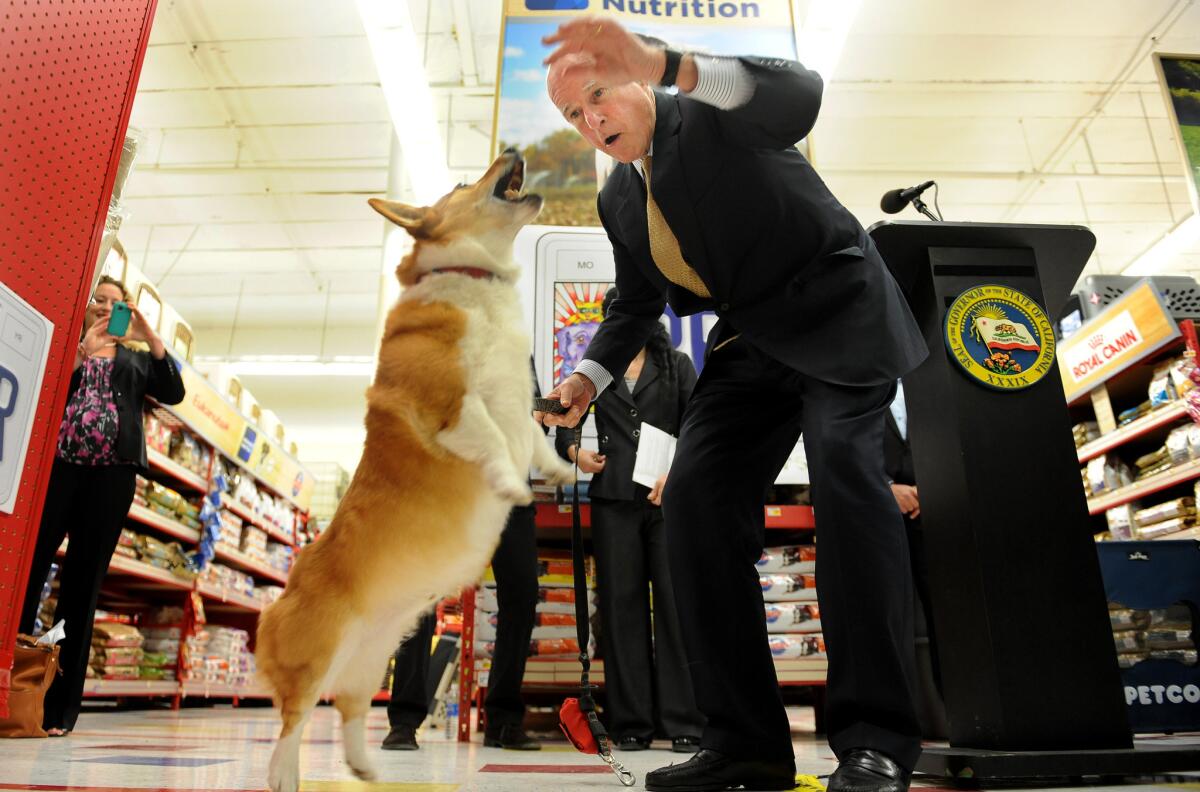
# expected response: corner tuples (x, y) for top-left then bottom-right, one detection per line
(107, 301), (132, 337)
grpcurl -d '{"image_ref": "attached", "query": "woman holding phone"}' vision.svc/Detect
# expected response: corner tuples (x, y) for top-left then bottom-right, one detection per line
(18, 275), (185, 735)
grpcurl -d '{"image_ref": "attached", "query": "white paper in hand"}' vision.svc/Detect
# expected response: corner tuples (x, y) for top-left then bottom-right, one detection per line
(632, 422), (676, 488)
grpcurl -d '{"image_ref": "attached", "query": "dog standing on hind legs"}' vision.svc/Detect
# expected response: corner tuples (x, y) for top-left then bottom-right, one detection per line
(255, 149), (574, 792)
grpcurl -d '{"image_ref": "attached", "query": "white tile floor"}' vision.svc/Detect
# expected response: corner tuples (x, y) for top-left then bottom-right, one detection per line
(0, 705), (1197, 792)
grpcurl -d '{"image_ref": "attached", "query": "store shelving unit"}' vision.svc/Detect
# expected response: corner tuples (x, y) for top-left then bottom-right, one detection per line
(1068, 308), (1200, 733)
(74, 384), (312, 706)
(454, 502), (823, 741)
(1072, 319), (1200, 520)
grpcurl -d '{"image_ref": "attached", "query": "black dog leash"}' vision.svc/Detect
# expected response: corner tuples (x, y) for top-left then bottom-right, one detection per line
(535, 399), (634, 786)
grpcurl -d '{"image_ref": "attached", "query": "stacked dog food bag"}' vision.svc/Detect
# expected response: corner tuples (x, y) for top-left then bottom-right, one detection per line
(759, 545), (826, 663)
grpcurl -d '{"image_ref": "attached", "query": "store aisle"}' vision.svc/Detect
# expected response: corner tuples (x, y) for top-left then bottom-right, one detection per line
(0, 706), (1197, 792)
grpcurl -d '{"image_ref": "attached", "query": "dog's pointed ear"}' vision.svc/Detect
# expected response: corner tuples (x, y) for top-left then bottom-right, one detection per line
(368, 198), (434, 237)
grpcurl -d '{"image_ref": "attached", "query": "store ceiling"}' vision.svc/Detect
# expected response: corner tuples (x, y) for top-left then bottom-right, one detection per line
(113, 0), (1200, 465)
(119, 0), (1200, 342)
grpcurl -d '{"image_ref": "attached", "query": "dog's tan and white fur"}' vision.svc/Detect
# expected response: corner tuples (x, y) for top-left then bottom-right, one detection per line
(255, 151), (573, 792)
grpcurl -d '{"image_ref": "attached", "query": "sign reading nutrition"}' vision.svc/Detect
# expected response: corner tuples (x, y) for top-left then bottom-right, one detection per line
(496, 0), (796, 226)
(1059, 280), (1180, 402)
(943, 285), (1056, 392)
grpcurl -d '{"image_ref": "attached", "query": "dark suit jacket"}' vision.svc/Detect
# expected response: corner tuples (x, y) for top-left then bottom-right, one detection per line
(65, 346), (185, 470)
(556, 348), (696, 501)
(581, 56), (927, 388)
(884, 410), (915, 487)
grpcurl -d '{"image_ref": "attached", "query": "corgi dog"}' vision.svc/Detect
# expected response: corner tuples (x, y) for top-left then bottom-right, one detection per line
(256, 149), (575, 792)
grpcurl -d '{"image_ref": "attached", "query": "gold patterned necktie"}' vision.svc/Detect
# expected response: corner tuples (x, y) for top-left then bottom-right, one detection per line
(642, 155), (711, 298)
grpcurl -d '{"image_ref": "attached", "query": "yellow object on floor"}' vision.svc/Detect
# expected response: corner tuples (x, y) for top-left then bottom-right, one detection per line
(795, 773), (828, 792)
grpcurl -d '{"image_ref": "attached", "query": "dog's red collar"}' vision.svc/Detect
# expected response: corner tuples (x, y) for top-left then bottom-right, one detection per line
(419, 266), (495, 283)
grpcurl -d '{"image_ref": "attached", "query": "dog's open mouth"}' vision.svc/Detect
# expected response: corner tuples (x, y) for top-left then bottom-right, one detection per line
(492, 156), (538, 204)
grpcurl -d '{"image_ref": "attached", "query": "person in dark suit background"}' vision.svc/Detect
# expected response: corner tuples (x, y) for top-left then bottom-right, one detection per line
(536, 17), (929, 792)
(555, 288), (704, 753)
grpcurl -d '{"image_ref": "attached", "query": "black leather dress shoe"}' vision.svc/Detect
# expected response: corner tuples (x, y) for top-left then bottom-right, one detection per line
(618, 735), (651, 751)
(645, 749), (796, 791)
(672, 735), (702, 753)
(827, 749), (911, 792)
(380, 724), (418, 750)
(483, 723), (541, 750)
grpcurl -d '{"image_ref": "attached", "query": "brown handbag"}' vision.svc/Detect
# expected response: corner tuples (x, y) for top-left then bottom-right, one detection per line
(0, 634), (60, 738)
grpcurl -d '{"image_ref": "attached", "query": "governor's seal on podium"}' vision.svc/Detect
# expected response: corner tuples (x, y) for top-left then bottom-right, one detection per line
(944, 284), (1056, 391)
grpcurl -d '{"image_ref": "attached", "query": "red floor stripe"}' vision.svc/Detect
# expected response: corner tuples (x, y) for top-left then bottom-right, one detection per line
(478, 763), (612, 773)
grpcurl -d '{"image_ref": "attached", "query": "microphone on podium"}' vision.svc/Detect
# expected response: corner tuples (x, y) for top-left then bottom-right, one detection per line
(880, 181), (941, 221)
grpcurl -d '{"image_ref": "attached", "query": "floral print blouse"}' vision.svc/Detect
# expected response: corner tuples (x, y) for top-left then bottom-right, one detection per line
(56, 356), (120, 465)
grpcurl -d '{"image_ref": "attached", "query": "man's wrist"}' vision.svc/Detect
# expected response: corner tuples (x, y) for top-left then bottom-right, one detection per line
(575, 373), (597, 401)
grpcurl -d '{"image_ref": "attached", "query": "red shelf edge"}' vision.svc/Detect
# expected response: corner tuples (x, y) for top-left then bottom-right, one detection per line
(533, 502), (815, 530)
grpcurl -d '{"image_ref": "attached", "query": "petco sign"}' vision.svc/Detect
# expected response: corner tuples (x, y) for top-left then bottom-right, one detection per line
(1125, 683), (1200, 706)
(1059, 280), (1180, 401)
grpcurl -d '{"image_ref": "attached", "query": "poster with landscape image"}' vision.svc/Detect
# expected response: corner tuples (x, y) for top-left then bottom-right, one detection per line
(1158, 55), (1200, 210)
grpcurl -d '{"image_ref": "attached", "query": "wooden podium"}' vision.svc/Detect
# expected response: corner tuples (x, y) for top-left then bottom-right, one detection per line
(869, 221), (1200, 781)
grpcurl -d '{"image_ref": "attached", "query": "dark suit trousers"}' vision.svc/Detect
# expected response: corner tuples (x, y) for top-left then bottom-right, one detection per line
(387, 609), (437, 729)
(481, 504), (538, 728)
(387, 505), (538, 730)
(591, 495), (705, 741)
(662, 335), (921, 769)
(19, 459), (138, 731)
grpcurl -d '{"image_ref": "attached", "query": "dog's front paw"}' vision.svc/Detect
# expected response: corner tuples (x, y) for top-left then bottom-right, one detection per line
(542, 461), (576, 488)
(491, 470), (534, 505)
(502, 482), (535, 506)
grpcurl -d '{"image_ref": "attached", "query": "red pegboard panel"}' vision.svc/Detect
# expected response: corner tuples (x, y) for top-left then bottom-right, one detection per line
(0, 0), (157, 714)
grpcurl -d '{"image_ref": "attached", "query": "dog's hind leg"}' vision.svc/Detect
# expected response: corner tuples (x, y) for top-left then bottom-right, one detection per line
(332, 628), (408, 782)
(267, 697), (316, 792)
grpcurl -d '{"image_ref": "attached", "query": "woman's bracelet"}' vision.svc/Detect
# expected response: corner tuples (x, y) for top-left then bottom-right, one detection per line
(77, 342), (89, 360)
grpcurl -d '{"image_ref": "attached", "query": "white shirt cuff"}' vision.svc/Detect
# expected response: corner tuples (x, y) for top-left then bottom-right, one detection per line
(687, 54), (755, 110)
(573, 359), (613, 397)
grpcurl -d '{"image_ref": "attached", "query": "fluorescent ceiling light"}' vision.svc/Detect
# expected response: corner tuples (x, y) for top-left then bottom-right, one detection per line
(195, 355), (375, 378)
(795, 0), (864, 84)
(1122, 214), (1200, 276)
(356, 0), (450, 204)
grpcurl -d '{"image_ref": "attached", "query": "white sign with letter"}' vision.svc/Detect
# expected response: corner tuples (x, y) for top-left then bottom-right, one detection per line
(0, 281), (54, 514)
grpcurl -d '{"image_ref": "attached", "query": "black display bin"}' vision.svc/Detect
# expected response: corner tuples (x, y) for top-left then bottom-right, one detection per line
(1096, 540), (1200, 733)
